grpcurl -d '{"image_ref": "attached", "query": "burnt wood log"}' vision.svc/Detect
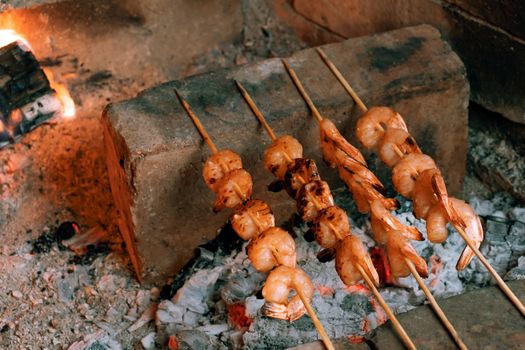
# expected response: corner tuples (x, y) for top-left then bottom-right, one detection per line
(102, 25), (470, 284)
(0, 41), (60, 148)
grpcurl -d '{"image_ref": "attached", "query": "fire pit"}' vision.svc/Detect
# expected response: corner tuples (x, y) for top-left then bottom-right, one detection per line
(0, 1), (524, 349)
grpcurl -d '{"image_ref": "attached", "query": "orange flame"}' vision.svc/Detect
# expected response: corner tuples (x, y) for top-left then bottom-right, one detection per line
(43, 68), (76, 119)
(0, 29), (31, 49)
(0, 29), (75, 119)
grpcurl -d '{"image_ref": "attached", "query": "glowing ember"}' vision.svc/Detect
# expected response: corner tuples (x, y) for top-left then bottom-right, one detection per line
(227, 303), (253, 330)
(0, 29), (75, 119)
(316, 284), (335, 296)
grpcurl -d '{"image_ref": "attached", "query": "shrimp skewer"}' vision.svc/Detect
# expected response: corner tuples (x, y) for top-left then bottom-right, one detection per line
(285, 58), (469, 349)
(262, 266), (334, 350)
(318, 47), (525, 318)
(237, 80), (415, 350)
(176, 89), (335, 350)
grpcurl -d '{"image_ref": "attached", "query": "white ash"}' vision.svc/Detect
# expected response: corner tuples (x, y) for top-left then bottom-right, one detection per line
(155, 191), (525, 349)
(0, 191), (521, 349)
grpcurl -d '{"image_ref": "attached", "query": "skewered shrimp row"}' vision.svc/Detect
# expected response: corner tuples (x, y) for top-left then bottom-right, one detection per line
(201, 148), (315, 321)
(355, 107), (483, 270)
(262, 133), (380, 287)
(178, 91), (336, 350)
(236, 80), (418, 350)
(314, 117), (429, 280)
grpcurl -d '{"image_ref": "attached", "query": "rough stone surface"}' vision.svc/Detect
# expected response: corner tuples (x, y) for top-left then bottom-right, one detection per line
(282, 0), (525, 124)
(370, 280), (525, 349)
(292, 280), (525, 349)
(287, 339), (367, 350)
(103, 25), (469, 284)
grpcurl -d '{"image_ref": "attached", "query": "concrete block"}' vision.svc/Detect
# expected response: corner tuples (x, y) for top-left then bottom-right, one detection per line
(102, 25), (469, 284)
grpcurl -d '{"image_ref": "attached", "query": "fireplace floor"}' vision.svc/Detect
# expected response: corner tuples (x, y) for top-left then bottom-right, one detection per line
(1, 112), (524, 348)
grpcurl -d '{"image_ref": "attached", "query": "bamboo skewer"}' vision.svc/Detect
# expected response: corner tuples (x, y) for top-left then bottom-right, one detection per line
(235, 80), (278, 141)
(316, 48), (368, 113)
(405, 259), (468, 350)
(281, 59), (324, 123)
(175, 90), (219, 154)
(236, 80), (418, 349)
(357, 265), (417, 350)
(175, 89), (247, 200)
(295, 287), (335, 350)
(315, 51), (525, 317)
(175, 88), (335, 350)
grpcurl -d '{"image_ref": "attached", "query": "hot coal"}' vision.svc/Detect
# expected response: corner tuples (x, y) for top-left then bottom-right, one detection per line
(152, 189), (525, 349)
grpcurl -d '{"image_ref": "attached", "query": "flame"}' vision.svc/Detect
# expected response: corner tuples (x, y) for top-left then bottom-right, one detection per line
(44, 68), (76, 119)
(0, 29), (31, 50)
(0, 29), (75, 119)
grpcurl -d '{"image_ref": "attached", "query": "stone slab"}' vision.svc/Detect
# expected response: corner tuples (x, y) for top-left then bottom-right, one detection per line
(287, 0), (525, 124)
(370, 280), (525, 349)
(291, 280), (525, 349)
(102, 25), (469, 284)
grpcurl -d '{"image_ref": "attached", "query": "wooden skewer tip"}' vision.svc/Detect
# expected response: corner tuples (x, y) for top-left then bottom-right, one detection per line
(174, 89), (219, 154)
(281, 58), (323, 123)
(315, 49), (368, 113)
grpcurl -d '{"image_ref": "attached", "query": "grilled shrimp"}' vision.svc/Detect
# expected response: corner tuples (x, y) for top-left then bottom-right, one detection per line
(421, 177), (466, 244)
(247, 227), (296, 272)
(391, 153), (436, 199)
(283, 158), (321, 199)
(412, 169), (466, 230)
(230, 199), (275, 240)
(312, 206), (351, 249)
(412, 168), (440, 220)
(426, 198), (483, 270)
(262, 265), (314, 321)
(296, 180), (334, 222)
(339, 158), (385, 193)
(339, 168), (398, 213)
(369, 199), (423, 245)
(355, 107), (407, 150)
(203, 150), (242, 192)
(212, 169), (253, 212)
(319, 118), (366, 168)
(377, 128), (421, 168)
(263, 135), (303, 180)
(335, 235), (379, 286)
(386, 230), (428, 279)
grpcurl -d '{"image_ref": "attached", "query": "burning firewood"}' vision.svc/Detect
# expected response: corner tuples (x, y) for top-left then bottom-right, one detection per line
(0, 30), (74, 149)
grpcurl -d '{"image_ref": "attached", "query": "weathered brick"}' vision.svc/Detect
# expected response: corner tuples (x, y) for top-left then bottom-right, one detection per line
(288, 0), (525, 124)
(102, 25), (469, 284)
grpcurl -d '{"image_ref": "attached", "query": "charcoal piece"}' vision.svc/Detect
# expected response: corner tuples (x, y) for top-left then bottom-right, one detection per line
(0, 41), (60, 149)
(55, 221), (80, 241)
